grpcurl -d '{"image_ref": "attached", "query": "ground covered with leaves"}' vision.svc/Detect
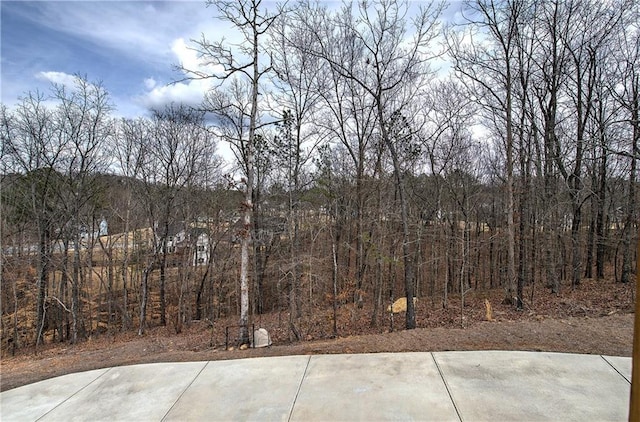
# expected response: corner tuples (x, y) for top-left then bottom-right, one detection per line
(1, 278), (635, 392)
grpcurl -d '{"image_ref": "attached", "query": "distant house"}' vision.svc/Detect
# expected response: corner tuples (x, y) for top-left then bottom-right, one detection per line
(162, 222), (211, 266)
(163, 222), (183, 255)
(192, 229), (210, 266)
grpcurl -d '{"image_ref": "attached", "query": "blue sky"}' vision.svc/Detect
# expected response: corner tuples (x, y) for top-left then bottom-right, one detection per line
(1, 0), (242, 117)
(1, 1), (463, 119)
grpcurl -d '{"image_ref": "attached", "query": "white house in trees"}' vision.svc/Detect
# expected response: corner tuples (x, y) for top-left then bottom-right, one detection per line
(192, 230), (210, 266)
(164, 223), (211, 267)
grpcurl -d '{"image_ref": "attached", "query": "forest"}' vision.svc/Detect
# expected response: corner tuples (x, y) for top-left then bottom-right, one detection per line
(1, 0), (638, 353)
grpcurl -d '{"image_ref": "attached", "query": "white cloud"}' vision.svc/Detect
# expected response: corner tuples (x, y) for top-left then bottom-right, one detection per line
(36, 71), (78, 87)
(171, 37), (227, 78)
(144, 78), (157, 90)
(136, 36), (229, 111)
(23, 2), (207, 66)
(4, 1), (272, 117)
(136, 78), (211, 111)
(172, 38), (200, 72)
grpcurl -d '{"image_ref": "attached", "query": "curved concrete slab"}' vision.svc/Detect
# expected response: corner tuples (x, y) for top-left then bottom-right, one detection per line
(289, 352), (459, 421)
(0, 368), (109, 422)
(39, 362), (208, 422)
(163, 355), (310, 421)
(432, 351), (631, 422)
(0, 351), (631, 422)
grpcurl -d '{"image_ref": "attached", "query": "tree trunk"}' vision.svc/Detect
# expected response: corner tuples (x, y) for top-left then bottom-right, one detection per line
(355, 160), (366, 307)
(159, 220), (169, 326)
(595, 146), (608, 279)
(621, 98), (638, 283)
(584, 181), (597, 279)
(517, 174), (527, 310)
(71, 230), (81, 344)
(121, 200), (131, 330)
(570, 199), (582, 288)
(379, 105), (415, 330)
(237, 22), (260, 346)
(138, 265), (151, 336)
(195, 261), (211, 321)
(36, 225), (49, 346)
(58, 239), (70, 342)
(331, 237), (338, 337)
(505, 62), (516, 305)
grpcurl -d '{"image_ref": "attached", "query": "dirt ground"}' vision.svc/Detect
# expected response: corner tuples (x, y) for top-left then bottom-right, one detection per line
(1, 278), (635, 392)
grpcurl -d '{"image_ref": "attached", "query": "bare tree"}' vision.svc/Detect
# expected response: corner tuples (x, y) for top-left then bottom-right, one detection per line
(559, 0), (623, 288)
(527, 0), (573, 294)
(309, 0), (443, 329)
(269, 6), (326, 335)
(420, 79), (478, 308)
(203, 78), (260, 344)
(610, 4), (639, 284)
(136, 104), (213, 333)
(524, 0), (629, 292)
(112, 117), (149, 330)
(179, 0), (278, 345)
(1, 93), (64, 346)
(447, 0), (528, 305)
(52, 75), (113, 343)
(300, 1), (379, 312)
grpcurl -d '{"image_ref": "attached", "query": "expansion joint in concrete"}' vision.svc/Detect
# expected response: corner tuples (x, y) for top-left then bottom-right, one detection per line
(161, 361), (210, 421)
(287, 355), (311, 422)
(431, 353), (463, 422)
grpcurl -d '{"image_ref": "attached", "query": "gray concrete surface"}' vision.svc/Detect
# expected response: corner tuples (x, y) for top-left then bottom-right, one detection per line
(0, 351), (631, 422)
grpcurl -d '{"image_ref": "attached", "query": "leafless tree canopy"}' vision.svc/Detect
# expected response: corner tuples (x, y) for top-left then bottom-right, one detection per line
(1, 0), (637, 351)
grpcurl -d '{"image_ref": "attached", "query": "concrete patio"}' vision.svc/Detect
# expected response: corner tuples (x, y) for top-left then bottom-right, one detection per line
(0, 351), (632, 421)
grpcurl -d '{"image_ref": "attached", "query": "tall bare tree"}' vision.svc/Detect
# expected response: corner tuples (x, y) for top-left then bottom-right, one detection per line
(447, 0), (524, 304)
(269, 7), (326, 335)
(113, 117), (149, 330)
(297, 0), (443, 329)
(420, 79), (478, 307)
(529, 0), (572, 294)
(1, 93), (64, 345)
(288, 1), (382, 315)
(136, 104), (212, 333)
(181, 0), (277, 344)
(53, 75), (113, 343)
(611, 4), (639, 284)
(557, 0), (623, 288)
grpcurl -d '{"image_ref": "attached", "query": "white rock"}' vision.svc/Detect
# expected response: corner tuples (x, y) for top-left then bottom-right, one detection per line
(252, 328), (272, 348)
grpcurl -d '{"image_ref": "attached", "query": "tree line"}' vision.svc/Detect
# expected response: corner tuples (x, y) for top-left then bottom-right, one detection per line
(1, 0), (638, 351)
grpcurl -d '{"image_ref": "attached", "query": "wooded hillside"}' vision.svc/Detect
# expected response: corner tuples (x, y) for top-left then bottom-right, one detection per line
(1, 0), (638, 354)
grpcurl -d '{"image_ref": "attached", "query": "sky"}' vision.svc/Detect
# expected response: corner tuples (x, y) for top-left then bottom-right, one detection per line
(1, 0), (246, 118)
(1, 1), (464, 119)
